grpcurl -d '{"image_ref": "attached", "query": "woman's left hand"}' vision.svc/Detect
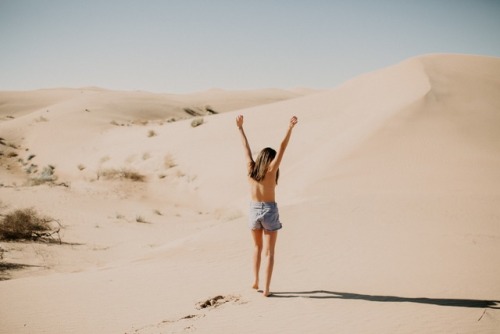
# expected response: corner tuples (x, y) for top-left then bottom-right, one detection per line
(236, 115), (244, 129)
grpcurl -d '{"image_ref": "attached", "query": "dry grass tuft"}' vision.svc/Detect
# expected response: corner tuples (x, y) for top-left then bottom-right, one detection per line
(148, 130), (157, 137)
(98, 168), (146, 182)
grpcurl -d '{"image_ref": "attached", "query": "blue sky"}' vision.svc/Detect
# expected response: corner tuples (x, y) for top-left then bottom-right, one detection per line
(1, 0), (499, 93)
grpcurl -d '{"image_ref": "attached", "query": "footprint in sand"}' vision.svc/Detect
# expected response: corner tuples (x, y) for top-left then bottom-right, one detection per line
(195, 294), (244, 310)
(132, 294), (245, 333)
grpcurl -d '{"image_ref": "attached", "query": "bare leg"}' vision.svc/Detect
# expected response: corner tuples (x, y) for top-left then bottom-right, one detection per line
(251, 229), (263, 290)
(263, 230), (278, 297)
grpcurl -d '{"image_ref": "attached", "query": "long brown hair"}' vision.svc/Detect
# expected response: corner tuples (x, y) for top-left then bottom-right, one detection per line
(249, 147), (279, 184)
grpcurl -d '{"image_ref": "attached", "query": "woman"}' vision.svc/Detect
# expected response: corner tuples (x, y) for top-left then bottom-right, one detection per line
(236, 114), (298, 297)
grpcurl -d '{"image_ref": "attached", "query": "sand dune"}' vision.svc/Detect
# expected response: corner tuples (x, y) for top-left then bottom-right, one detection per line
(0, 86), (313, 121)
(0, 54), (499, 333)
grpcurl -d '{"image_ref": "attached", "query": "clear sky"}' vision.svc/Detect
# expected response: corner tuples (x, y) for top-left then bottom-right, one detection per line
(1, 0), (499, 93)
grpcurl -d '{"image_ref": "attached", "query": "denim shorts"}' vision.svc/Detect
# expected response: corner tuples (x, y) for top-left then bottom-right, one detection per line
(248, 202), (282, 231)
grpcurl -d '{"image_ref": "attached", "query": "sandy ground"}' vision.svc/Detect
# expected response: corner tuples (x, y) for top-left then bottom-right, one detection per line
(1, 54), (499, 333)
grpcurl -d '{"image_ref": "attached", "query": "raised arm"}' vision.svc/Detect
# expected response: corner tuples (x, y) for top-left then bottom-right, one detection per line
(269, 116), (298, 172)
(236, 115), (254, 168)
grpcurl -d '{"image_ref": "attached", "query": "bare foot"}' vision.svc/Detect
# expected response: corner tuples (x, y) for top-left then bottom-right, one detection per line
(252, 283), (259, 290)
(263, 290), (271, 297)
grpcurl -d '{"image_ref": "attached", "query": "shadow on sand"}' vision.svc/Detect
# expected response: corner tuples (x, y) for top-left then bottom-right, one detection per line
(270, 290), (500, 309)
(0, 262), (43, 281)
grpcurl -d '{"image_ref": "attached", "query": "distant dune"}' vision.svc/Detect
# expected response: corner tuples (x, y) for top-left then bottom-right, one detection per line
(0, 54), (499, 334)
(0, 87), (315, 122)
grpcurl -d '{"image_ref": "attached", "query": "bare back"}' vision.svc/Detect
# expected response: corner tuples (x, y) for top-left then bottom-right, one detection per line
(237, 115), (297, 203)
(248, 169), (278, 202)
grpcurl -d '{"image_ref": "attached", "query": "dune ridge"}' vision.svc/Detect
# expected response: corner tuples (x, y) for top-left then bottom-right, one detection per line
(0, 54), (499, 333)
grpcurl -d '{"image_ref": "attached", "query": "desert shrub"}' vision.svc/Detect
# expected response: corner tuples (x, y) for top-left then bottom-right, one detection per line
(122, 170), (145, 181)
(100, 155), (110, 163)
(29, 165), (57, 185)
(35, 115), (48, 122)
(164, 154), (176, 169)
(0, 208), (51, 241)
(98, 168), (146, 182)
(184, 107), (202, 117)
(147, 130), (157, 137)
(25, 164), (37, 174)
(191, 117), (204, 128)
(205, 105), (218, 114)
(135, 215), (150, 224)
